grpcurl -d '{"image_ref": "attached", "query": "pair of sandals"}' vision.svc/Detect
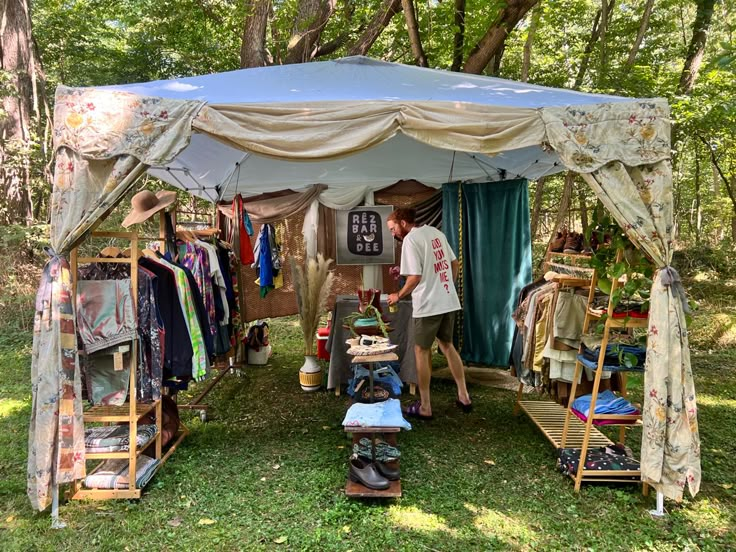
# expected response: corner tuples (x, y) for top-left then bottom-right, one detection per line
(402, 396), (473, 420)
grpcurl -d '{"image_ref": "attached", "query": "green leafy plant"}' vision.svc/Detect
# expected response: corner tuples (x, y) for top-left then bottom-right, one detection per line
(586, 213), (654, 313)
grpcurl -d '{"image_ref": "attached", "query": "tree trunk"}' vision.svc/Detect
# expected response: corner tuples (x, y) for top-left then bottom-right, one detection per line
(530, 177), (546, 240)
(677, 0), (716, 95)
(578, 184), (589, 237)
(451, 0), (466, 72)
(598, 0), (610, 86)
(240, 0), (272, 68)
(543, 172), (574, 254)
(400, 0), (427, 67)
(624, 0), (655, 69)
(694, 152), (702, 244)
(284, 0), (336, 64)
(521, 2), (542, 82)
(1, 0), (43, 225)
(573, 0), (615, 89)
(463, 0), (538, 75)
(346, 0), (403, 56)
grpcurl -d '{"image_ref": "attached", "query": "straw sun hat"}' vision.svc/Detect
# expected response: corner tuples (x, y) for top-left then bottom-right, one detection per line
(122, 190), (177, 227)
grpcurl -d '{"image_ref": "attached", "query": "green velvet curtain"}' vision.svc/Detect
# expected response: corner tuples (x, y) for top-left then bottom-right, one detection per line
(443, 180), (532, 366)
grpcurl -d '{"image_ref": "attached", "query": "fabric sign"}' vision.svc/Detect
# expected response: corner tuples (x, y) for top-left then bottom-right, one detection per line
(335, 205), (394, 265)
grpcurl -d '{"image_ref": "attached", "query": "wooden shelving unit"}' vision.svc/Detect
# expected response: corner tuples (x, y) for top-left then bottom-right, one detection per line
(344, 352), (402, 498)
(516, 249), (648, 493)
(69, 231), (185, 501)
(560, 248), (647, 491)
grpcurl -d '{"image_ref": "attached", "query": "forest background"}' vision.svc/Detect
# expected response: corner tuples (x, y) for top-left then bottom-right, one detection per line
(1, 0), (735, 255)
(1, 3), (736, 549)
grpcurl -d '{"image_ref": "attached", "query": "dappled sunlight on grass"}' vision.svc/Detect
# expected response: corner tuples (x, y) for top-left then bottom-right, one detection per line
(465, 503), (536, 544)
(697, 394), (736, 409)
(387, 505), (457, 536)
(0, 399), (27, 419)
(678, 498), (735, 541)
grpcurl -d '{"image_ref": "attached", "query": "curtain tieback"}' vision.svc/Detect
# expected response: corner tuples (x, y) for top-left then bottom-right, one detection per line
(660, 265), (690, 315)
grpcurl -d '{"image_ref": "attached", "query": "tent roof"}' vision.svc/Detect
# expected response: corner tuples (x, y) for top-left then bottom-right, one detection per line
(104, 56), (633, 108)
(62, 56), (657, 202)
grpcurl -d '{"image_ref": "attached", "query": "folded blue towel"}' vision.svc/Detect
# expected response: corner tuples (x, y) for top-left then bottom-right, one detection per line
(572, 390), (638, 418)
(342, 399), (412, 430)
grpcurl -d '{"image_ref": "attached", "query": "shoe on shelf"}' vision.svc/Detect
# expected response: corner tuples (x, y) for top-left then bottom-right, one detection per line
(349, 456), (390, 490)
(563, 231), (583, 253)
(550, 229), (567, 252)
(375, 460), (400, 481)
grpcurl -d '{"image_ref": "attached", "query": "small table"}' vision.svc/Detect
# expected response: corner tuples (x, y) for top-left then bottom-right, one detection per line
(326, 295), (416, 394)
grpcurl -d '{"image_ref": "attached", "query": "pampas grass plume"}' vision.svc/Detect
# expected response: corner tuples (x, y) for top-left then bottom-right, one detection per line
(291, 253), (334, 356)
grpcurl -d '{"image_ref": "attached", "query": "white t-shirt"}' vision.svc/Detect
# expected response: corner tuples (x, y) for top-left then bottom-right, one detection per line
(400, 225), (461, 318)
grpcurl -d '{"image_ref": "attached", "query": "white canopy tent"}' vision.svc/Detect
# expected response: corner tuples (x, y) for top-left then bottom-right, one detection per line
(30, 56), (700, 516)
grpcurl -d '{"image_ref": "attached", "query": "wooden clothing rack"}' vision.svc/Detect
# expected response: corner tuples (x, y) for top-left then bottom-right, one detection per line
(69, 231), (188, 501)
(515, 248), (649, 494)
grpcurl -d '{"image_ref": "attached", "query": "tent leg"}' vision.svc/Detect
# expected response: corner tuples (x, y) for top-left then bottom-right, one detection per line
(649, 491), (666, 518)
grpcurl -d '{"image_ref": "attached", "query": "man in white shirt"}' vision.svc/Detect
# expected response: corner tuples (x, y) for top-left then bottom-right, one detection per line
(386, 208), (472, 419)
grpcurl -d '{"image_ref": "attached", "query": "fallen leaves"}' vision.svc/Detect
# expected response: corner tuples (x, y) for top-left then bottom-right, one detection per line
(197, 518), (216, 525)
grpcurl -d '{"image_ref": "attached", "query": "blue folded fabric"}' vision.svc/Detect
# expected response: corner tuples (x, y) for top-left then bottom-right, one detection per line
(576, 354), (645, 373)
(342, 398), (412, 430)
(347, 364), (403, 397)
(572, 390), (638, 418)
(581, 343), (646, 369)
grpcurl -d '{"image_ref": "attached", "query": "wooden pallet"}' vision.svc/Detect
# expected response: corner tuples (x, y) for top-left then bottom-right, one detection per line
(518, 400), (613, 449)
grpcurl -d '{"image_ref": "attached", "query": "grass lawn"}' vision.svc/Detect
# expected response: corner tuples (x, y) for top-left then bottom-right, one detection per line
(1, 277), (735, 551)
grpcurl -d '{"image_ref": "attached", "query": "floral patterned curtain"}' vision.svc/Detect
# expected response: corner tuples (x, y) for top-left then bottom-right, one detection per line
(29, 87), (203, 513)
(542, 101), (700, 501)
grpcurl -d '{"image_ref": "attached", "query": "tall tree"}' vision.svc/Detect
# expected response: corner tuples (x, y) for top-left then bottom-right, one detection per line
(529, 176), (546, 240)
(451, 0), (466, 72)
(520, 1), (542, 82)
(463, 0), (538, 75)
(677, 0), (717, 94)
(624, 0), (655, 69)
(1, 0), (45, 225)
(573, 0), (615, 89)
(597, 0), (610, 85)
(284, 0), (336, 64)
(240, 0), (272, 68)
(346, 0), (402, 56)
(401, 0), (427, 66)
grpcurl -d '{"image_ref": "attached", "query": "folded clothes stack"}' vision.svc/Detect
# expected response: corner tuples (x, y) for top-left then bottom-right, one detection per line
(85, 424), (158, 453)
(84, 455), (160, 489)
(572, 390), (639, 418)
(342, 398), (412, 430)
(578, 343), (647, 372)
(558, 444), (640, 477)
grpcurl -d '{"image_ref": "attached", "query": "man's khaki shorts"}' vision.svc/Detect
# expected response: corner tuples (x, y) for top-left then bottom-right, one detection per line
(413, 311), (457, 349)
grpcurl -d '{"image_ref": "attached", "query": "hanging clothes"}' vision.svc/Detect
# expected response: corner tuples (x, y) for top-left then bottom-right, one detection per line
(234, 194), (255, 265)
(150, 255), (209, 381)
(137, 267), (164, 402)
(139, 257), (194, 385)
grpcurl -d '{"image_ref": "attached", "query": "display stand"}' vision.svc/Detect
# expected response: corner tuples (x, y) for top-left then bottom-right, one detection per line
(69, 231), (187, 501)
(560, 248), (647, 491)
(514, 273), (615, 449)
(515, 258), (648, 492)
(344, 352), (402, 498)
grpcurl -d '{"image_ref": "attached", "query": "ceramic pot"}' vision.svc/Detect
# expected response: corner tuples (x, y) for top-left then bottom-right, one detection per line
(299, 355), (322, 392)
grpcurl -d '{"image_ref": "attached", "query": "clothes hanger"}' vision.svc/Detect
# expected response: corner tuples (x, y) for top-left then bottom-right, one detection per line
(100, 246), (122, 258)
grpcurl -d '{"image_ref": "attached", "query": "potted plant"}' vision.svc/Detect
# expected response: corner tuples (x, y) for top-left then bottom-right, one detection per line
(291, 253), (334, 391)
